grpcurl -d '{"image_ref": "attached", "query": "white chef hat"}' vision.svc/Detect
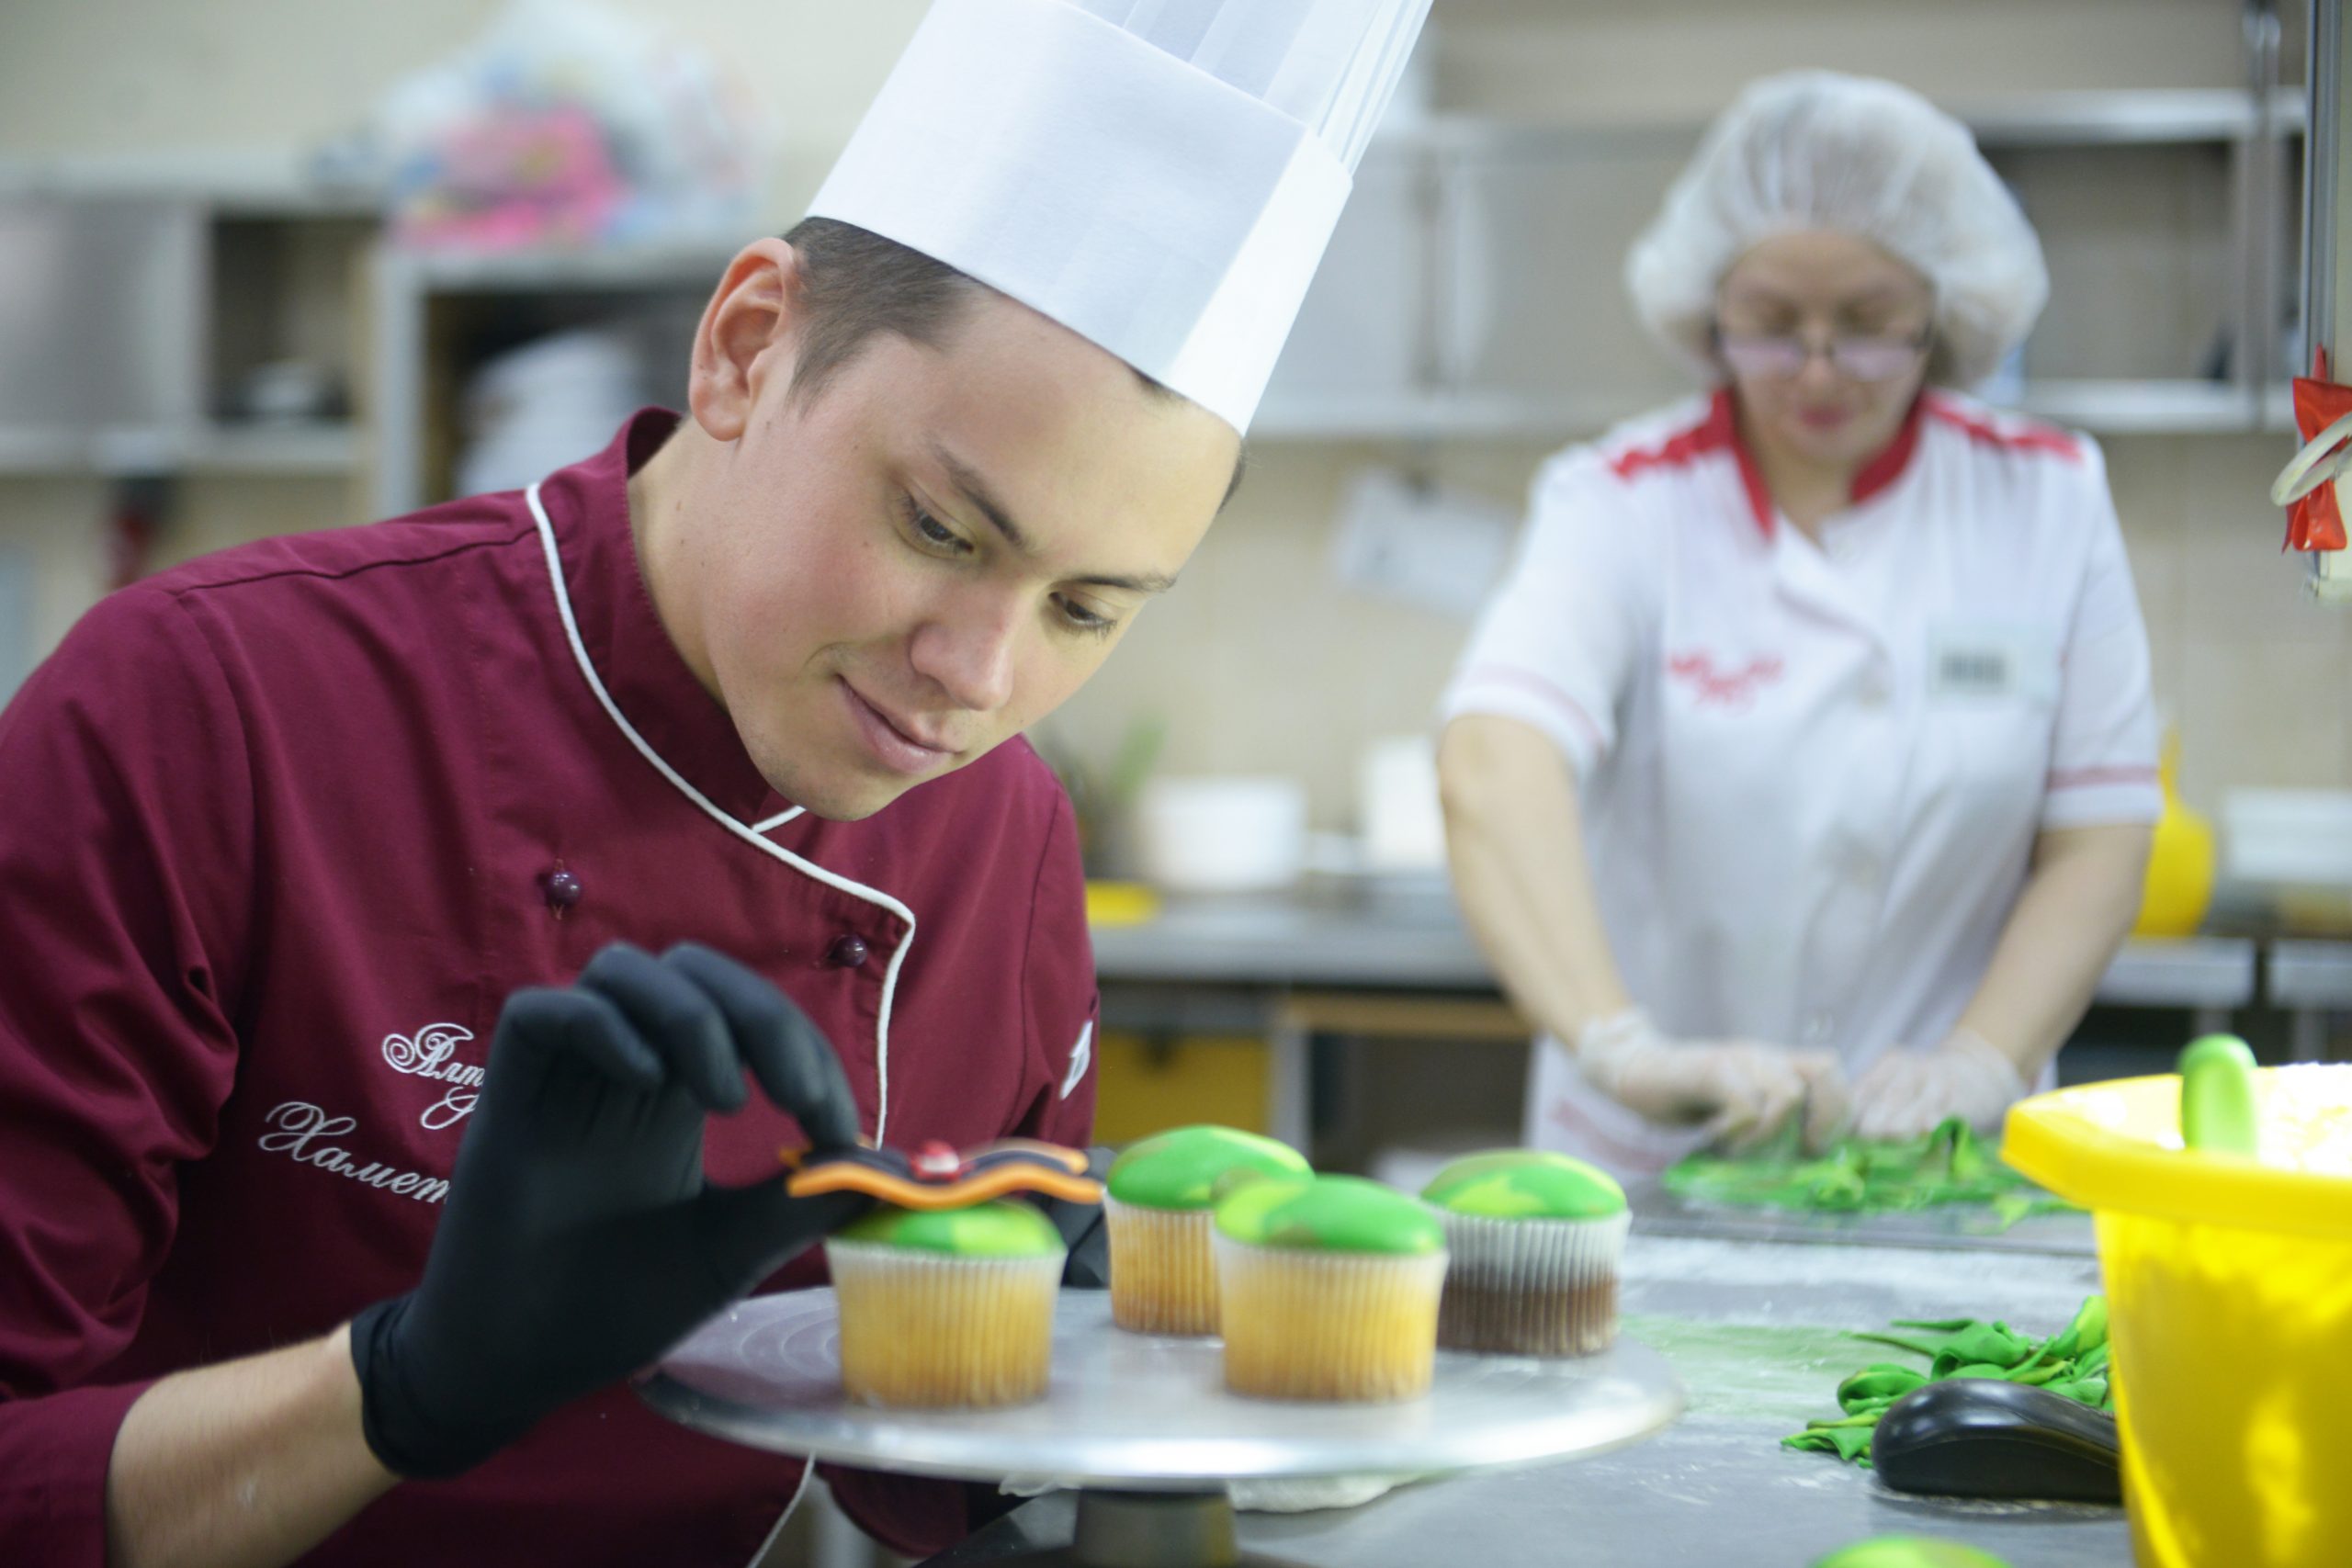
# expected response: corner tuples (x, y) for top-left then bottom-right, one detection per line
(1625, 71), (2050, 389)
(808, 0), (1434, 434)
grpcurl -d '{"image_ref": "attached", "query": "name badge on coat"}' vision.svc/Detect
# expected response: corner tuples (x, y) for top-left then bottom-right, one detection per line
(1926, 621), (2059, 705)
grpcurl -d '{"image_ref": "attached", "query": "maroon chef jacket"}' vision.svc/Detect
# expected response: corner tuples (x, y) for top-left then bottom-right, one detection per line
(0, 411), (1100, 1565)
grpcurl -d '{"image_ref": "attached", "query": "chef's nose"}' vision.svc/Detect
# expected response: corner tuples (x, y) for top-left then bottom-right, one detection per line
(909, 589), (1020, 713)
(1794, 344), (1844, 393)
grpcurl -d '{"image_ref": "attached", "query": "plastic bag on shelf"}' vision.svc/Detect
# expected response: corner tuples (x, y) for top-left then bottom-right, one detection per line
(340, 0), (774, 250)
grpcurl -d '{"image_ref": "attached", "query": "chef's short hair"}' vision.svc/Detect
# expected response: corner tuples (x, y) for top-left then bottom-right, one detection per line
(784, 217), (1196, 409)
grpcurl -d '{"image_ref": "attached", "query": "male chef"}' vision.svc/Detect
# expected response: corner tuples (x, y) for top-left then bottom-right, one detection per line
(0, 2), (1436, 1564)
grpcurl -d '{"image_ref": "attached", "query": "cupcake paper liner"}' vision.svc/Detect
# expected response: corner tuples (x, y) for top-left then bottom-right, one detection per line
(1105, 1194), (1221, 1336)
(826, 1240), (1063, 1407)
(1431, 1208), (1628, 1357)
(1212, 1235), (1446, 1402)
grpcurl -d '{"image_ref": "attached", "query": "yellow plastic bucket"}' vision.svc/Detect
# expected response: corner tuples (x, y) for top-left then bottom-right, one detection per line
(2004, 1065), (2352, 1568)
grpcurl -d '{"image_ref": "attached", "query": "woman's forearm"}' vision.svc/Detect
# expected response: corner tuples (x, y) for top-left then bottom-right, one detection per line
(107, 1323), (400, 1568)
(1955, 822), (2154, 1077)
(1437, 715), (1633, 1044)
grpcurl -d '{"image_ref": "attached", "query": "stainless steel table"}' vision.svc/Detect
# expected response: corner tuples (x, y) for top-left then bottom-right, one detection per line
(931, 1233), (2130, 1568)
(1624, 1178), (2097, 1258)
(1091, 893), (2260, 1149)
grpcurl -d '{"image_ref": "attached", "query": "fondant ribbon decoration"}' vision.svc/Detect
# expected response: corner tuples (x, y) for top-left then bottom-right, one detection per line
(781, 1136), (1102, 1210)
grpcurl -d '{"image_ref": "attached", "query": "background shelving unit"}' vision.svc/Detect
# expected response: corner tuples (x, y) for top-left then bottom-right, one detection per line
(0, 81), (2308, 512)
(0, 152), (377, 483)
(1250, 79), (2309, 445)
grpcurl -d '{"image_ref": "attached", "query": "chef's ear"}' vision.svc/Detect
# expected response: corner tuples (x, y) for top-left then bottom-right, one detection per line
(687, 237), (808, 444)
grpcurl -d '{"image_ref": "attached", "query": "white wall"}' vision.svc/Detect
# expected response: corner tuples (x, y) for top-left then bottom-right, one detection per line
(0, 0), (927, 209)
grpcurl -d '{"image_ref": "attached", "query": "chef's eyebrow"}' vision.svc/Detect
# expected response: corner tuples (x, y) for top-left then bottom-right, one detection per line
(929, 440), (1182, 595)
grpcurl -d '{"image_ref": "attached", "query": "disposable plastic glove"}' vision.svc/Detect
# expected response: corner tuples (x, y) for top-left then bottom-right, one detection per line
(1848, 1027), (2030, 1143)
(348, 942), (869, 1478)
(1576, 1008), (1847, 1154)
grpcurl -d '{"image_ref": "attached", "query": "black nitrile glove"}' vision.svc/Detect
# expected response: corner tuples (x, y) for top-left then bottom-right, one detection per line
(1033, 1145), (1112, 1289)
(349, 942), (868, 1477)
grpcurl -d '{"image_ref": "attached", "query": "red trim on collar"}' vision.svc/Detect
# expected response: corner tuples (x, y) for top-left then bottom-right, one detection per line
(1604, 389), (1940, 539)
(1609, 389), (1775, 539)
(1720, 390), (1777, 539)
(1850, 395), (1927, 505)
(1922, 391), (2082, 461)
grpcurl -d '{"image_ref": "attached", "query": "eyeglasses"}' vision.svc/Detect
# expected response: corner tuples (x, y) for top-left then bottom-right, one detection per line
(1713, 327), (1930, 384)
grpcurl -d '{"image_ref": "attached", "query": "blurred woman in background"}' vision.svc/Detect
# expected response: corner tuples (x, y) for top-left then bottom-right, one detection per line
(1440, 72), (2158, 1176)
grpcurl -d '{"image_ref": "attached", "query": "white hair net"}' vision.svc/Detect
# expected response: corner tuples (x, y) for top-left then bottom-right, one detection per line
(1624, 71), (2049, 389)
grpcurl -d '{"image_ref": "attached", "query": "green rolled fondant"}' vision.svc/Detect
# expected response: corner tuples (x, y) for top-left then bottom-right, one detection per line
(833, 1199), (1065, 1258)
(1663, 1116), (2066, 1224)
(1420, 1148), (1626, 1220)
(1808, 1538), (2012, 1568)
(1785, 1296), (2113, 1470)
(1106, 1125), (1310, 1211)
(1212, 1174), (1442, 1256)
(2178, 1034), (2260, 1157)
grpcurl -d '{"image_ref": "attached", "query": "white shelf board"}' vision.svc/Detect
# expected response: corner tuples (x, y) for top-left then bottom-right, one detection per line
(1251, 389), (1644, 442)
(0, 422), (361, 476)
(1250, 381), (2281, 443)
(0, 150), (380, 215)
(0, 429), (93, 474)
(2013, 379), (2268, 434)
(381, 241), (746, 293)
(1394, 87), (2307, 164)
(1962, 86), (2304, 148)
(185, 423), (363, 474)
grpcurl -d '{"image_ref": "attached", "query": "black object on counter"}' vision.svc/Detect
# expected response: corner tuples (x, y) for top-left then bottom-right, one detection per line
(1871, 1379), (2123, 1504)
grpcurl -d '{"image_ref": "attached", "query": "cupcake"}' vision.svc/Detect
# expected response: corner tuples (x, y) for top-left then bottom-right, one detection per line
(1419, 1149), (1629, 1357)
(826, 1200), (1066, 1407)
(1104, 1124), (1311, 1336)
(1211, 1174), (1448, 1401)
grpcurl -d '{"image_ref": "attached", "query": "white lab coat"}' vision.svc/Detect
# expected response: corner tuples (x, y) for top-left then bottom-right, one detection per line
(1442, 389), (2161, 1176)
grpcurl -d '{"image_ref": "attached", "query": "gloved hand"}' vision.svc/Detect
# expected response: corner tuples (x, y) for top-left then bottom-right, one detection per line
(349, 942), (869, 1478)
(1848, 1026), (2030, 1142)
(1576, 1008), (1848, 1154)
(1029, 1145), (1112, 1289)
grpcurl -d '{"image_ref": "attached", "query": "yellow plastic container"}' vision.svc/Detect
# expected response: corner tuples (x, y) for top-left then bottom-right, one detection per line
(2005, 1066), (2352, 1568)
(2132, 731), (2214, 939)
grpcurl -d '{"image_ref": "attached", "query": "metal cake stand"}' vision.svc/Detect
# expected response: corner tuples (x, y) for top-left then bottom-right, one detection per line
(638, 1290), (1684, 1568)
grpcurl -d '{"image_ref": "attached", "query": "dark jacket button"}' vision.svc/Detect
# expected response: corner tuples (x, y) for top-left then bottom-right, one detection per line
(826, 933), (869, 969)
(542, 868), (582, 915)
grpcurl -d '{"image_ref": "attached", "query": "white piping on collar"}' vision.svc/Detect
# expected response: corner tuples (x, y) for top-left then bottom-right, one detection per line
(751, 807), (806, 833)
(527, 481), (906, 1142)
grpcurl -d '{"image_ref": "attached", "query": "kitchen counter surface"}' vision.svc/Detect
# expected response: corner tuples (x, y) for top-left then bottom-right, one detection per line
(1089, 892), (2266, 1148)
(1090, 892), (2257, 1011)
(928, 1230), (2129, 1567)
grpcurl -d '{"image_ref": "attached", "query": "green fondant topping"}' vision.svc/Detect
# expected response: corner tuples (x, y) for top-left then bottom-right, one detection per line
(1212, 1174), (1442, 1256)
(1106, 1124), (1310, 1210)
(1808, 1538), (2013, 1568)
(1421, 1148), (1626, 1219)
(2179, 1033), (2260, 1156)
(833, 1199), (1064, 1258)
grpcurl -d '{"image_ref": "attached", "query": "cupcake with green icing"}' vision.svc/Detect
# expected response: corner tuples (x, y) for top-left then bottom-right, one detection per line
(1419, 1148), (1629, 1358)
(826, 1200), (1066, 1407)
(1210, 1174), (1448, 1401)
(1103, 1125), (1311, 1336)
